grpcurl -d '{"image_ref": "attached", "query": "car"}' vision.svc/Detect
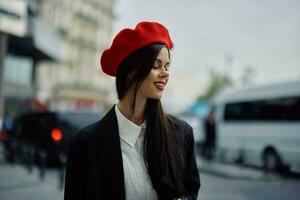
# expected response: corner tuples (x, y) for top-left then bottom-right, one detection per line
(4, 111), (101, 166)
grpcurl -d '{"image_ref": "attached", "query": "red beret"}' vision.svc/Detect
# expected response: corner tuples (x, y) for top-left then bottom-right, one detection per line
(100, 21), (174, 76)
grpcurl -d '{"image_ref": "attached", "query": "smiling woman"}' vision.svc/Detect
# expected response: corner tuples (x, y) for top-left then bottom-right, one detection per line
(64, 21), (200, 200)
(137, 47), (170, 99)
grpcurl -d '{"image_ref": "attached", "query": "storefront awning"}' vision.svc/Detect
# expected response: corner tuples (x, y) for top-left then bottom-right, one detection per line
(8, 16), (64, 61)
(53, 86), (107, 102)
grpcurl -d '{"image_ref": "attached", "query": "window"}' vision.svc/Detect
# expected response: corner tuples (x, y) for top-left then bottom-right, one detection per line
(224, 96), (300, 121)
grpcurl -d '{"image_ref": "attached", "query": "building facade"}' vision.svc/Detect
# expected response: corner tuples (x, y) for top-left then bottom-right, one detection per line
(36, 0), (115, 112)
(1, 0), (64, 122)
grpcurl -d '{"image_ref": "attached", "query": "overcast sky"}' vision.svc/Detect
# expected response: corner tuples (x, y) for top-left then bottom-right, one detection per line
(112, 0), (300, 112)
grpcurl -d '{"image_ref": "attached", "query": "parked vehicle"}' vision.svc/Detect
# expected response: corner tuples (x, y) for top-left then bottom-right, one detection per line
(4, 111), (101, 166)
(214, 80), (300, 172)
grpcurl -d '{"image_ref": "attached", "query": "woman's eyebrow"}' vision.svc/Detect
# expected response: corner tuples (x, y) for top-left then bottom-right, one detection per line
(155, 58), (170, 64)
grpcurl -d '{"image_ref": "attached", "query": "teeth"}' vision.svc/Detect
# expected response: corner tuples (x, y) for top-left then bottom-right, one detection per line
(155, 83), (164, 87)
(154, 82), (165, 89)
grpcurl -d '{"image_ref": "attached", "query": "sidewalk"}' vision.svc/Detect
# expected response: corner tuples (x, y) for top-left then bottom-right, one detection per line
(196, 155), (281, 181)
(0, 161), (64, 200)
(0, 163), (41, 190)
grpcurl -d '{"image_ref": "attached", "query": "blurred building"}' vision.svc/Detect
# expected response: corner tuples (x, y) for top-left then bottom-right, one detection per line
(1, 0), (115, 123)
(36, 0), (115, 112)
(1, 0), (64, 120)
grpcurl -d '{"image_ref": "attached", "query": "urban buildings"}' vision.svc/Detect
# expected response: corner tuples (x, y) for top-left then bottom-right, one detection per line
(0, 0), (115, 124)
(37, 0), (115, 112)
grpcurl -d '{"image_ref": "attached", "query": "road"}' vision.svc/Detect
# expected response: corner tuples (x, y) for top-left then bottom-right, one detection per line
(0, 163), (64, 200)
(197, 157), (300, 200)
(199, 172), (300, 200)
(0, 147), (300, 200)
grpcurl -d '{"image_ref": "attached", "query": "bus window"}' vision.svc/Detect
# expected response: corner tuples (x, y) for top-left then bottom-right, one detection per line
(224, 96), (300, 121)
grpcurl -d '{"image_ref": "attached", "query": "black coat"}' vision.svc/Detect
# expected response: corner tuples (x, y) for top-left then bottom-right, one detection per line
(64, 106), (200, 200)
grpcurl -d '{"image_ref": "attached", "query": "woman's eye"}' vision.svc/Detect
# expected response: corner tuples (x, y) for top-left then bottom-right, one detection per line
(153, 65), (159, 69)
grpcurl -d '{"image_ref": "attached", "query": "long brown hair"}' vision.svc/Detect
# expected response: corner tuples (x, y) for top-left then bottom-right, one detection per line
(116, 43), (186, 195)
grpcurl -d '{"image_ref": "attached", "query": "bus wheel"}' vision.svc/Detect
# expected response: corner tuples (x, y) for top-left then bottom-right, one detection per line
(262, 149), (282, 172)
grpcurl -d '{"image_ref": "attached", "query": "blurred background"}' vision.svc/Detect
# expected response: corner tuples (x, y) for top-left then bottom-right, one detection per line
(0, 0), (299, 199)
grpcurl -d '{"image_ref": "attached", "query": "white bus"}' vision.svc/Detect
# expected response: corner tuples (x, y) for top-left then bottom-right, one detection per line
(214, 80), (300, 172)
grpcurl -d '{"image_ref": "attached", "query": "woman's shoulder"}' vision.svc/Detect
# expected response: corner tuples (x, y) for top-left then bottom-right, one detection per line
(168, 115), (193, 133)
(70, 106), (116, 143)
(168, 115), (195, 149)
(69, 121), (100, 145)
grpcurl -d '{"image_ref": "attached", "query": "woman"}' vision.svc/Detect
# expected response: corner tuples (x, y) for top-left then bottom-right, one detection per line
(64, 21), (200, 200)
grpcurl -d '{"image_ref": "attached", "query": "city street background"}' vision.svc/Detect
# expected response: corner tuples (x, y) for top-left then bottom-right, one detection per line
(1, 0), (300, 200)
(1, 142), (300, 200)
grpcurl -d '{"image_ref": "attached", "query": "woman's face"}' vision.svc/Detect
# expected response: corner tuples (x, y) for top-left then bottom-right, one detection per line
(137, 47), (170, 99)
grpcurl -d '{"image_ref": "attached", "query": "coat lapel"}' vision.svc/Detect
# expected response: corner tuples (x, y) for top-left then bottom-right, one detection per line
(95, 106), (125, 200)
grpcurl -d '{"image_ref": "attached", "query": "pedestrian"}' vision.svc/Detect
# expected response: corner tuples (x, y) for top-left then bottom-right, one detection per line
(203, 108), (216, 160)
(64, 21), (200, 200)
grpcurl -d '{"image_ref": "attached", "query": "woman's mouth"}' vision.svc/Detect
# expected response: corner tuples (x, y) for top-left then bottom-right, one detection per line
(154, 81), (165, 90)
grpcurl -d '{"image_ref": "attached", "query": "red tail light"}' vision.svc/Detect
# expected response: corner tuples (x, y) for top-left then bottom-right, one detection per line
(51, 128), (63, 143)
(0, 130), (7, 140)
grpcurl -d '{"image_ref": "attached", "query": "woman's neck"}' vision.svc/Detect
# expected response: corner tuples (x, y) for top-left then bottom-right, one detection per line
(117, 92), (146, 126)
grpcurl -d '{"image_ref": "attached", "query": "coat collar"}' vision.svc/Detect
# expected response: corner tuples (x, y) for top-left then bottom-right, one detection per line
(115, 104), (145, 147)
(95, 105), (119, 140)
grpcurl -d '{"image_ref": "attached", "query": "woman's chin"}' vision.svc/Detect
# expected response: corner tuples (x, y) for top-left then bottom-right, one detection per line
(148, 94), (162, 100)
(153, 94), (163, 99)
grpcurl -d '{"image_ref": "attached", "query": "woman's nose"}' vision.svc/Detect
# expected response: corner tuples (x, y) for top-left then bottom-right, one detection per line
(159, 67), (169, 78)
